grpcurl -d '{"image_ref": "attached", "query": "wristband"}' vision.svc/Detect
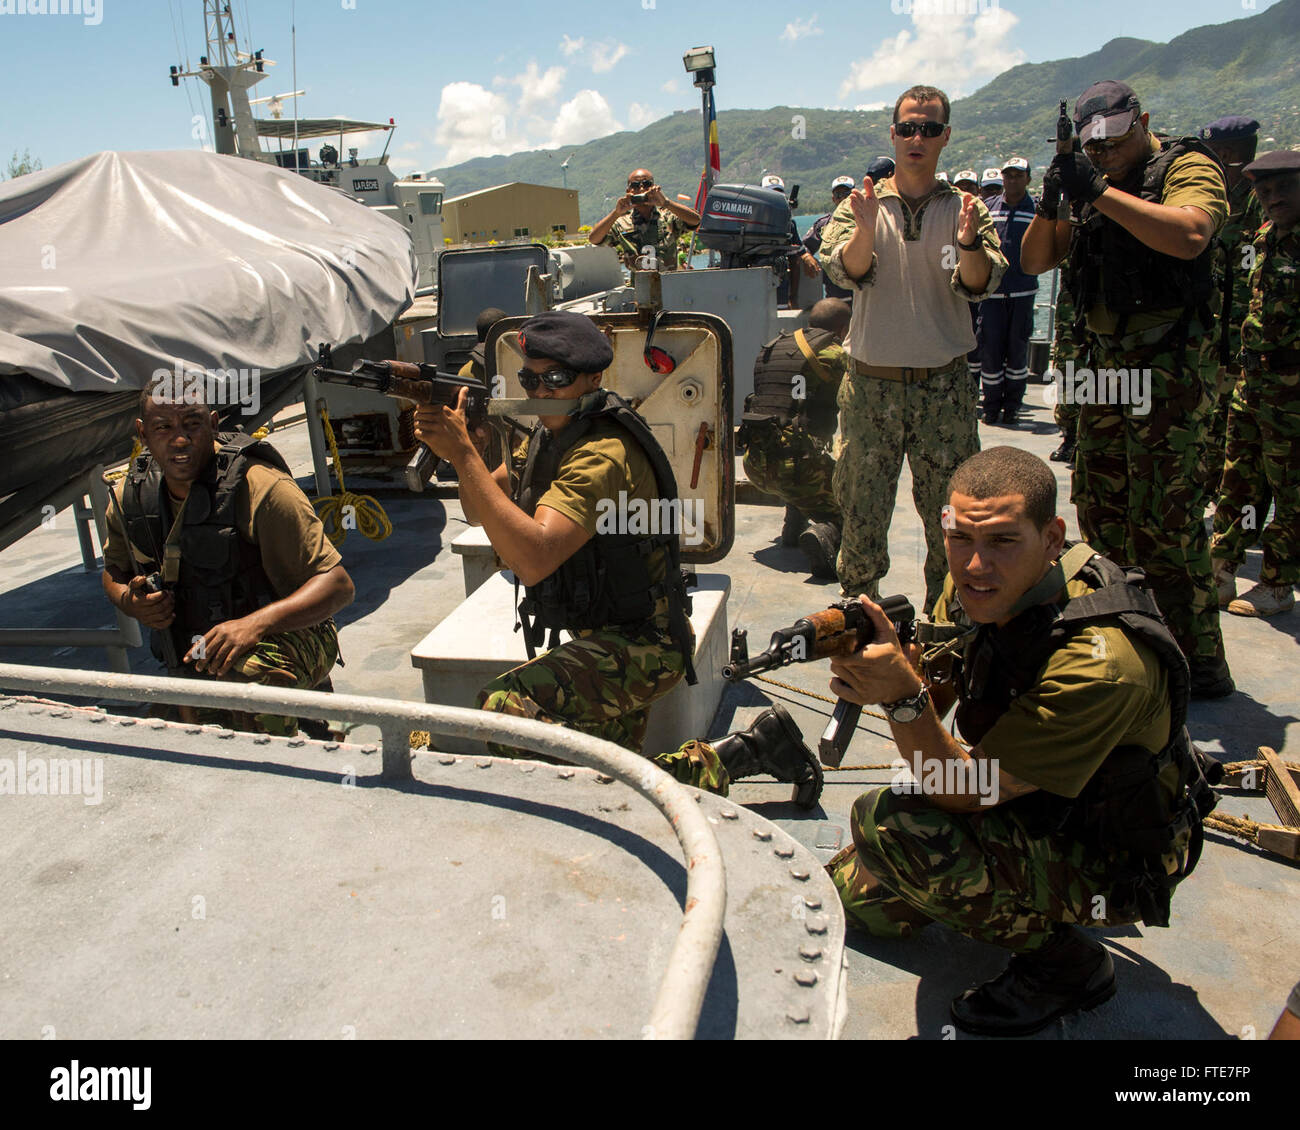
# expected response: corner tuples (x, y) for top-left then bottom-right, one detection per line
(957, 236), (982, 252)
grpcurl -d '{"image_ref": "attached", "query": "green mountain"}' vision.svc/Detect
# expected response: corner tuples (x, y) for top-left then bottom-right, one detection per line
(431, 0), (1300, 224)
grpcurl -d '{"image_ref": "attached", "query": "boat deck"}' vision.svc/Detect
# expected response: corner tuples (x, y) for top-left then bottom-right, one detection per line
(1, 382), (1296, 1040)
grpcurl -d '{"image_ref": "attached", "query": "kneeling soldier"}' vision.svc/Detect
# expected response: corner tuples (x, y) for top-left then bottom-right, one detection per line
(740, 297), (851, 578)
(102, 379), (354, 734)
(825, 446), (1218, 1036)
(415, 311), (823, 804)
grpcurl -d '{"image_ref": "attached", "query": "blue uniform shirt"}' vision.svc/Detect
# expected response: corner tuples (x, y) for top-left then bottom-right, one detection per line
(985, 192), (1039, 298)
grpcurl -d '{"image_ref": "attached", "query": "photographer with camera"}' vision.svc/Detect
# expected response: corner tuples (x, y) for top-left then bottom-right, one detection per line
(101, 378), (354, 735)
(588, 167), (700, 271)
(823, 445), (1217, 1036)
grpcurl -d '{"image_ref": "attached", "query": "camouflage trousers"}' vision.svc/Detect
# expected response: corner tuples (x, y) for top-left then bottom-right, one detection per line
(1072, 332), (1223, 661)
(827, 787), (1139, 953)
(834, 357), (979, 611)
(1202, 364), (1241, 496)
(477, 623), (730, 793)
(1211, 370), (1300, 586)
(186, 619), (339, 736)
(741, 420), (840, 523)
(1049, 298), (1090, 442)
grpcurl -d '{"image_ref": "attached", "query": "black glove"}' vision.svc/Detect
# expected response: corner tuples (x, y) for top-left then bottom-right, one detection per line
(1037, 166), (1063, 218)
(1050, 149), (1107, 204)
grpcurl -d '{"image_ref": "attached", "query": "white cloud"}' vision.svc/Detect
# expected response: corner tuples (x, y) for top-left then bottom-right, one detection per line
(589, 40), (629, 74)
(628, 102), (660, 130)
(661, 78), (680, 95)
(549, 90), (622, 148)
(853, 101), (890, 112)
(512, 62), (567, 114)
(780, 15), (822, 43)
(560, 34), (585, 59)
(434, 81), (524, 165)
(838, 3), (1025, 101)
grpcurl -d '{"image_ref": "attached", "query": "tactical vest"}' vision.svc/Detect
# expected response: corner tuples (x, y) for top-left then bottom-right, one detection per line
(514, 389), (697, 685)
(1066, 137), (1225, 339)
(120, 433), (288, 666)
(744, 328), (841, 437)
(945, 546), (1220, 928)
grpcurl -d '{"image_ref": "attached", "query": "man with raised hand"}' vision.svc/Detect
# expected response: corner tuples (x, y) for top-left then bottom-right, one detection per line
(817, 84), (1006, 614)
(588, 167), (700, 272)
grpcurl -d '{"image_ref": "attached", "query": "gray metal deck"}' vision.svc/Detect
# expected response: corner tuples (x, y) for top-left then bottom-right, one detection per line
(2, 382), (1296, 1040)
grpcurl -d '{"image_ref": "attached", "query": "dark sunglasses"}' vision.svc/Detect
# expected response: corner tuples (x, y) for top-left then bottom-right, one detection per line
(628, 179), (654, 190)
(894, 120), (946, 139)
(643, 309), (676, 375)
(517, 366), (581, 391)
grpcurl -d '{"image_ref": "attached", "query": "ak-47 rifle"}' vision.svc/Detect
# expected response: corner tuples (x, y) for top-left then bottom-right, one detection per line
(722, 594), (917, 768)
(1050, 98), (1082, 223)
(313, 343), (490, 492)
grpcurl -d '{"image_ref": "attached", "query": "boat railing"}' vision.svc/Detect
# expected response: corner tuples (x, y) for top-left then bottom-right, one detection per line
(0, 662), (727, 1041)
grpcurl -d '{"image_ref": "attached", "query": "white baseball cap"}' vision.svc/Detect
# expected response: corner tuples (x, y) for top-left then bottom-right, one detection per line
(761, 174), (785, 191)
(831, 175), (854, 191)
(955, 169), (979, 185)
(1002, 157), (1030, 173)
(981, 167), (1003, 186)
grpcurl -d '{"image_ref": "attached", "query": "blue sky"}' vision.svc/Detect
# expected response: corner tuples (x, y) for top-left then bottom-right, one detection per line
(0, 0), (1283, 175)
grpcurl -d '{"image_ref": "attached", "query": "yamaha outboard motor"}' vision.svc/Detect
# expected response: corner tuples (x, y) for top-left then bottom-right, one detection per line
(696, 184), (802, 271)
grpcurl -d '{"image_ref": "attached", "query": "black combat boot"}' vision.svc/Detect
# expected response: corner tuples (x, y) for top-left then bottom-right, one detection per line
(950, 925), (1117, 1037)
(980, 381), (1002, 426)
(1049, 434), (1076, 463)
(781, 505), (807, 548)
(798, 521), (841, 580)
(710, 704), (823, 809)
(1189, 654), (1235, 699)
(1001, 377), (1027, 427)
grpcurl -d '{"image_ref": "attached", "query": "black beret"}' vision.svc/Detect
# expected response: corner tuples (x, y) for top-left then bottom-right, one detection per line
(1243, 150), (1300, 181)
(1201, 116), (1260, 142)
(517, 311), (613, 373)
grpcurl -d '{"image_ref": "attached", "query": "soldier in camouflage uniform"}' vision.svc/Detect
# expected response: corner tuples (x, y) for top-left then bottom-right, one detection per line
(587, 168), (700, 272)
(1211, 151), (1300, 618)
(1201, 117), (1265, 494)
(1047, 276), (1090, 463)
(1021, 80), (1233, 697)
(816, 85), (1006, 612)
(826, 447), (1210, 1036)
(415, 311), (824, 807)
(740, 297), (852, 578)
(102, 382), (354, 737)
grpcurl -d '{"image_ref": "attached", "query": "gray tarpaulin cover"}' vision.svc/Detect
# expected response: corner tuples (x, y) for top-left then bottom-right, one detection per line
(0, 149), (417, 392)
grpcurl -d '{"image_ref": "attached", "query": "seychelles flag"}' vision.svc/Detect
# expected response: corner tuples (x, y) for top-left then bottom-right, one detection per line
(694, 89), (721, 213)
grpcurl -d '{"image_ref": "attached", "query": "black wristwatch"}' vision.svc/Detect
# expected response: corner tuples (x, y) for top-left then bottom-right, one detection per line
(882, 686), (930, 724)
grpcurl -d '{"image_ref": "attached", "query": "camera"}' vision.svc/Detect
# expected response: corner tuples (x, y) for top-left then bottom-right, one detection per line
(143, 572), (170, 593)
(629, 193), (649, 204)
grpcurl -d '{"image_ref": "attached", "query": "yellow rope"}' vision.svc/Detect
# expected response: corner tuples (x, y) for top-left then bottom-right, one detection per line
(754, 673), (889, 722)
(312, 403), (393, 545)
(102, 438), (143, 484)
